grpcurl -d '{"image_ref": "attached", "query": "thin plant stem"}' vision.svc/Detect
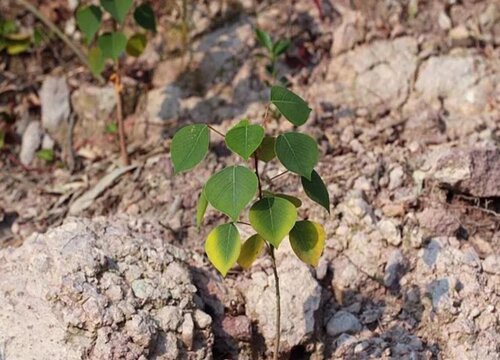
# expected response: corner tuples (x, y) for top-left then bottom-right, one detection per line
(269, 245), (281, 360)
(15, 0), (104, 83)
(269, 170), (289, 182)
(254, 154), (263, 199)
(254, 151), (280, 360)
(207, 124), (225, 137)
(113, 62), (129, 166)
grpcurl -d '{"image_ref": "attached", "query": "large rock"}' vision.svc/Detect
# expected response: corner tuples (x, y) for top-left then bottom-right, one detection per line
(407, 52), (499, 138)
(39, 76), (70, 132)
(310, 37), (418, 115)
(420, 147), (500, 197)
(240, 242), (322, 354)
(71, 85), (116, 142)
(0, 217), (213, 360)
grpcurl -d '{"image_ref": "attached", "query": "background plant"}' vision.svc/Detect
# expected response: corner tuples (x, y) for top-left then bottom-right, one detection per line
(255, 28), (290, 83)
(76, 0), (157, 165)
(171, 85), (330, 359)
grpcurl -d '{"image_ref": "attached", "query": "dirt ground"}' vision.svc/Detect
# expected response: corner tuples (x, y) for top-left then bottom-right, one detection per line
(0, 0), (499, 359)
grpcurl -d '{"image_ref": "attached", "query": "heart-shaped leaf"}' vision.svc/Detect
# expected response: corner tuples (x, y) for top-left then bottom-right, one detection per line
(100, 0), (133, 23)
(126, 33), (147, 57)
(171, 124), (209, 173)
(205, 166), (257, 221)
(225, 121), (264, 160)
(270, 86), (311, 126)
(88, 46), (105, 76)
(276, 132), (318, 180)
(249, 196), (297, 248)
(289, 220), (325, 266)
(256, 135), (276, 162)
(302, 170), (330, 213)
(237, 234), (265, 269)
(76, 5), (102, 43)
(134, 3), (156, 32)
(205, 223), (241, 277)
(196, 189), (208, 228)
(255, 28), (273, 52)
(97, 32), (127, 61)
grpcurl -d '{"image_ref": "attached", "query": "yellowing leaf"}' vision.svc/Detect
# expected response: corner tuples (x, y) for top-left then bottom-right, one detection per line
(289, 221), (325, 266)
(237, 234), (265, 269)
(205, 223), (241, 277)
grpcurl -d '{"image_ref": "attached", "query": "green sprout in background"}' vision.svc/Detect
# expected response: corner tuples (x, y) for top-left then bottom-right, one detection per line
(76, 0), (157, 165)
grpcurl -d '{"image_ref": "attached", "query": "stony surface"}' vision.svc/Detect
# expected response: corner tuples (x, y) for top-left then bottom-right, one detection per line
(0, 217), (214, 360)
(239, 242), (322, 356)
(2, 1), (500, 359)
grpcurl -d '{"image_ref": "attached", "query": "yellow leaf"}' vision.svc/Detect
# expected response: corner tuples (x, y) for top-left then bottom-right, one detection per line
(289, 221), (325, 266)
(205, 223), (241, 277)
(237, 234), (265, 269)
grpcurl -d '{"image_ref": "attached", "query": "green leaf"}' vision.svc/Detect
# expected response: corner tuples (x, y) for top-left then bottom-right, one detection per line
(224, 121), (264, 160)
(88, 46), (105, 76)
(238, 234), (265, 269)
(255, 135), (276, 162)
(105, 122), (118, 134)
(196, 189), (208, 228)
(205, 223), (241, 277)
(263, 191), (302, 208)
(97, 32), (127, 61)
(126, 33), (147, 57)
(171, 124), (209, 173)
(301, 170), (330, 213)
(36, 149), (54, 162)
(134, 3), (156, 32)
(255, 28), (273, 53)
(289, 220), (325, 266)
(76, 5), (102, 43)
(249, 196), (297, 248)
(100, 0), (133, 23)
(270, 86), (311, 126)
(272, 39), (290, 57)
(276, 132), (318, 180)
(0, 131), (5, 150)
(205, 166), (257, 221)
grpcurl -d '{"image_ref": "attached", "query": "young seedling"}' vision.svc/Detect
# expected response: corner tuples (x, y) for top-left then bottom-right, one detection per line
(76, 0), (157, 165)
(171, 86), (330, 359)
(255, 28), (290, 82)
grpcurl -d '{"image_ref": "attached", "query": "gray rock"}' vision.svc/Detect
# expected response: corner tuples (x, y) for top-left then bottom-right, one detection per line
(157, 305), (182, 331)
(181, 313), (194, 350)
(379, 218), (402, 246)
(146, 85), (182, 126)
(483, 255), (500, 275)
(19, 121), (43, 165)
(311, 37), (418, 116)
(71, 85), (116, 141)
(388, 165), (405, 190)
(240, 242), (321, 353)
(326, 310), (362, 336)
(0, 217), (213, 360)
(421, 148), (500, 197)
(194, 309), (212, 330)
(39, 76), (70, 132)
(384, 250), (407, 288)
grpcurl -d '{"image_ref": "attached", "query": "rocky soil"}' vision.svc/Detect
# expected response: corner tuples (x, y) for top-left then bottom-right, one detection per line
(0, 0), (499, 359)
